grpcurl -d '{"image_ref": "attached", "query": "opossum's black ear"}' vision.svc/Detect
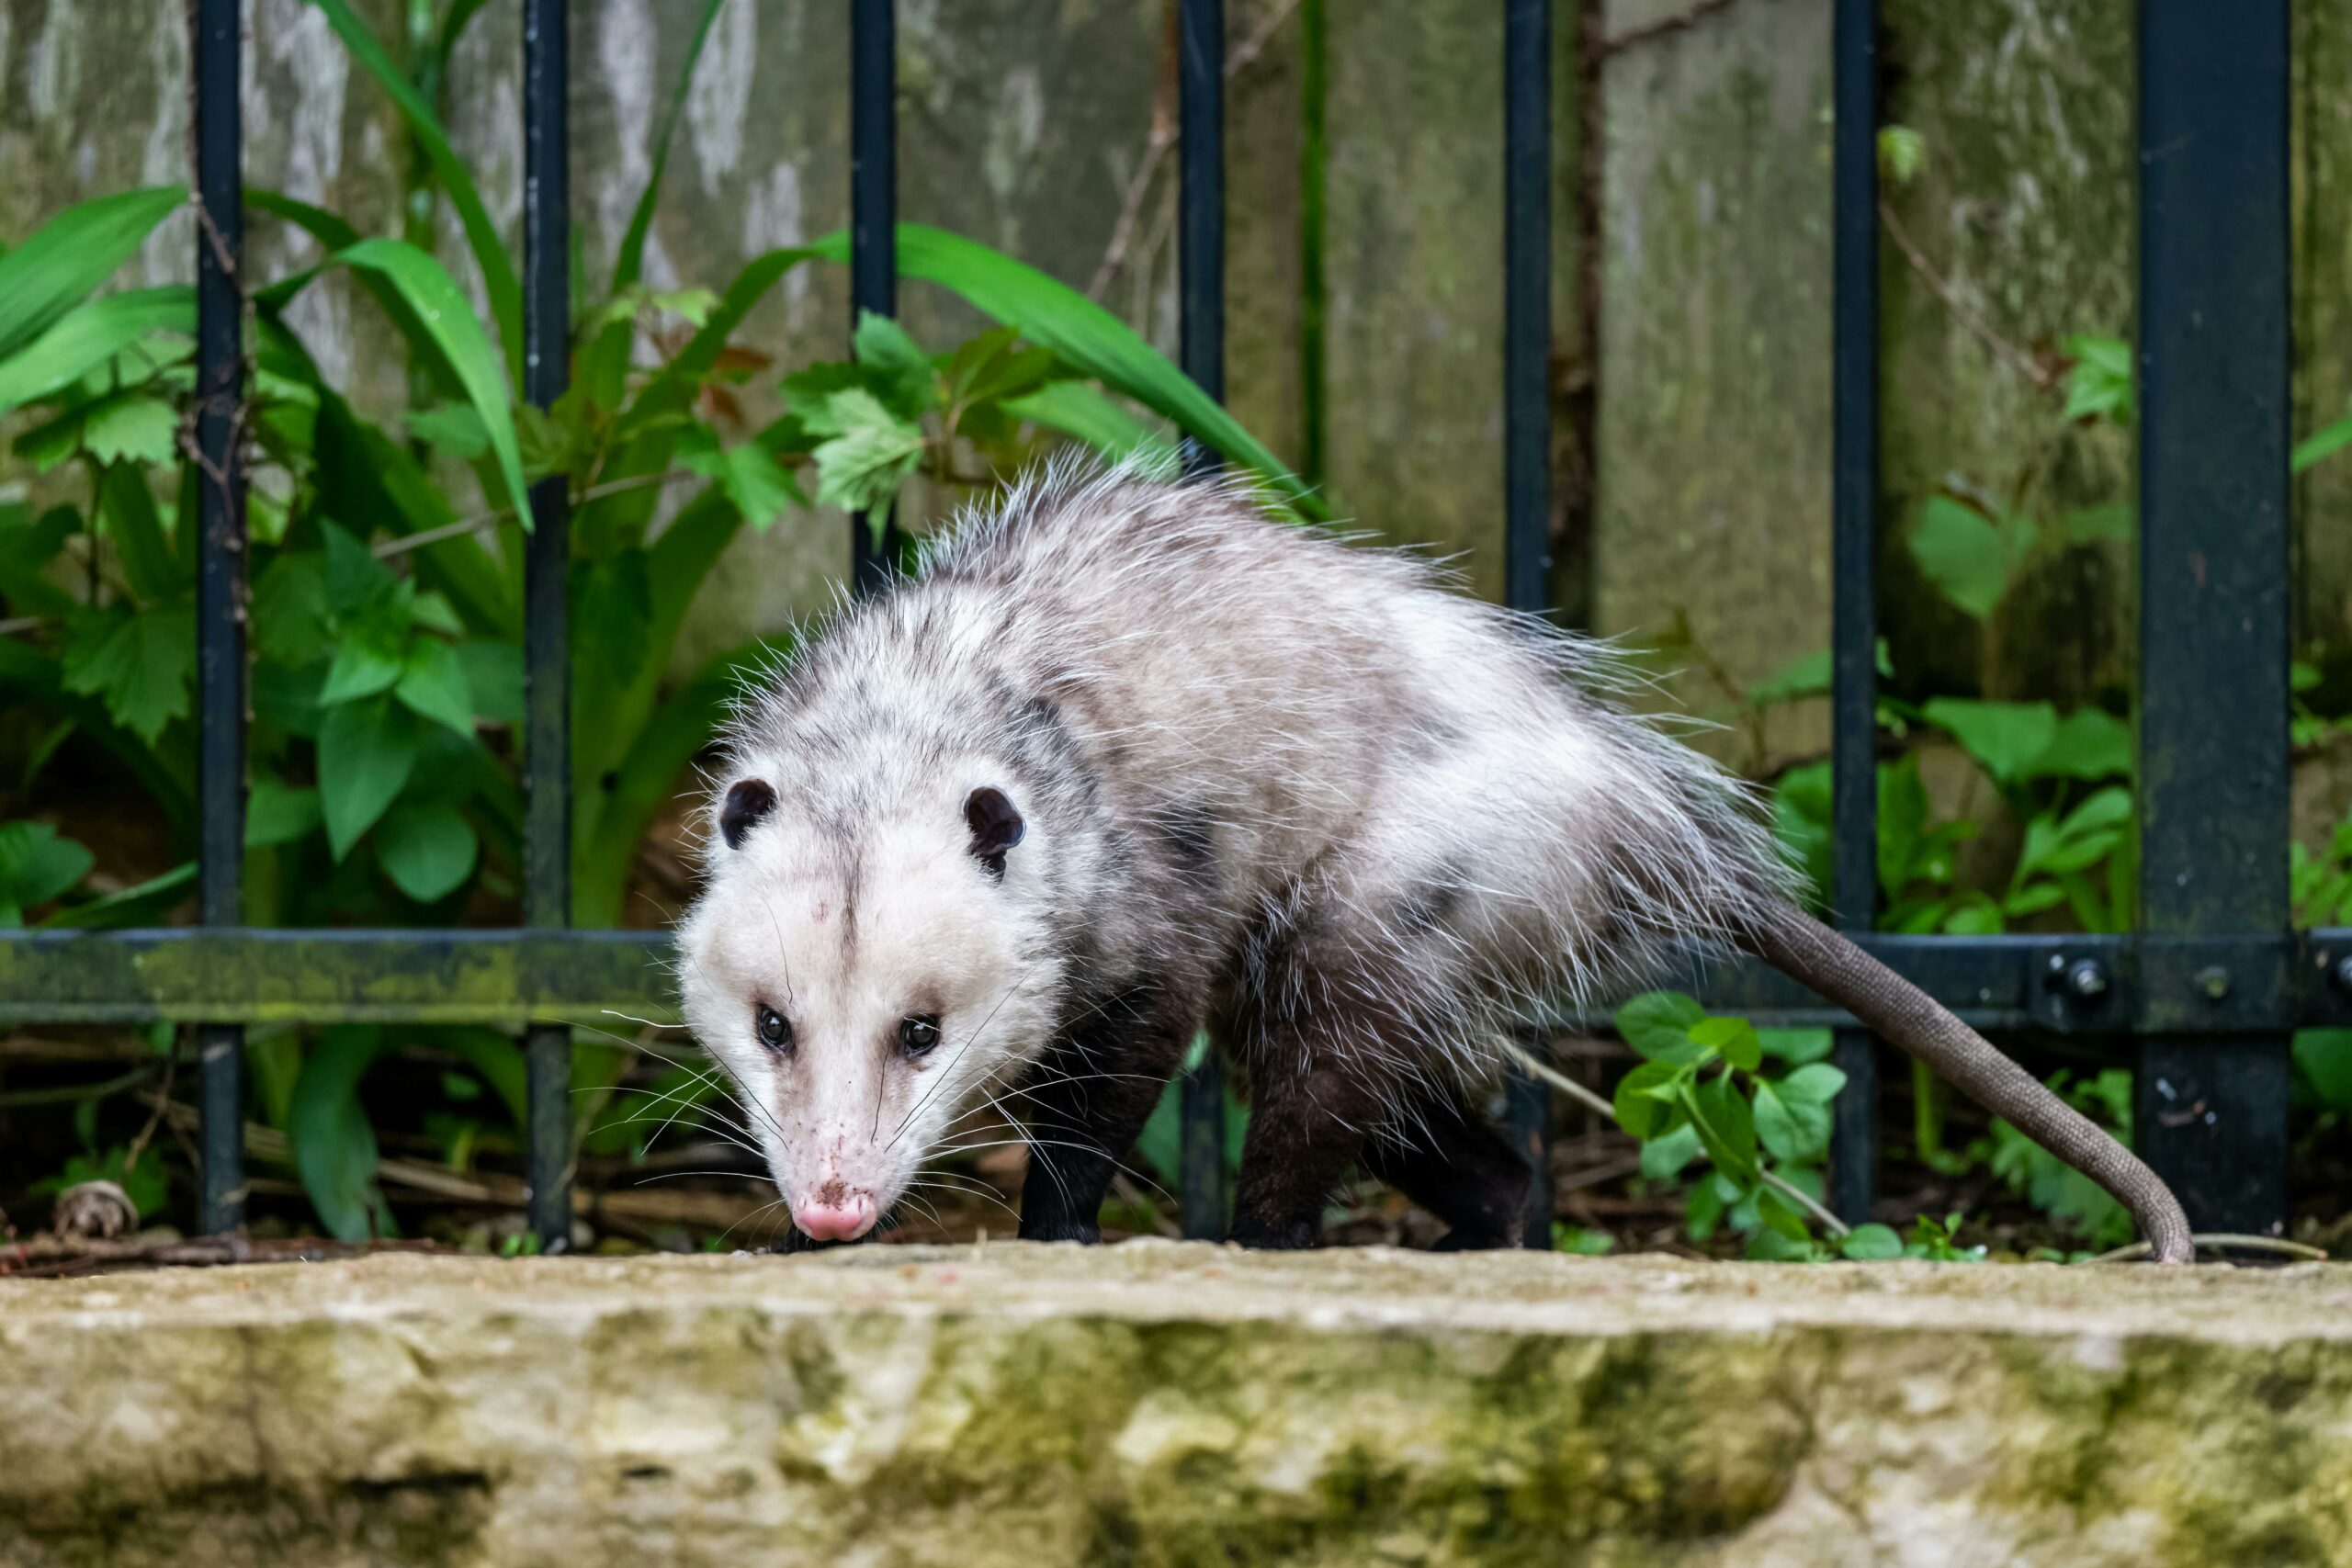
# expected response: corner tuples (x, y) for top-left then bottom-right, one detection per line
(963, 786), (1024, 879)
(721, 779), (778, 850)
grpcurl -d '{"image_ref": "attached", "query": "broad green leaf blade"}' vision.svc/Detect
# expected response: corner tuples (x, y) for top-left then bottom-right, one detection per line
(62, 604), (197, 742)
(1612, 991), (1708, 1065)
(0, 286), (194, 416)
(247, 776), (323, 849)
(1611, 1060), (1682, 1139)
(1753, 1079), (1830, 1164)
(303, 0), (523, 382)
(1922, 697), (2060, 787)
(377, 799), (479, 902)
(613, 0), (732, 294)
(1908, 495), (2007, 619)
(1840, 1223), (1905, 1261)
(318, 696), (422, 859)
(1002, 379), (1178, 463)
(325, 238), (531, 517)
(1776, 1063), (1849, 1105)
(0, 820), (95, 909)
(1690, 1015), (1763, 1072)
(0, 186), (186, 365)
(289, 1025), (391, 1243)
(394, 637), (477, 735)
(817, 224), (1317, 515)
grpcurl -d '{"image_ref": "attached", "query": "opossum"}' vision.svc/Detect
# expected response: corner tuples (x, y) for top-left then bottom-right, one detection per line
(674, 464), (2191, 1262)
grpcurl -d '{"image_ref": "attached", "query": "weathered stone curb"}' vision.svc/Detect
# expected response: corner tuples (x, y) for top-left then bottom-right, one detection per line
(3, 1243), (2348, 1566)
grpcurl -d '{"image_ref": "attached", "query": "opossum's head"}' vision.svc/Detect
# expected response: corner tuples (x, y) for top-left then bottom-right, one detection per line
(675, 768), (1057, 1243)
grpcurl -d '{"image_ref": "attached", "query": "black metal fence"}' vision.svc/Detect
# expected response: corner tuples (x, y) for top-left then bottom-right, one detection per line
(1, 0), (2340, 1249)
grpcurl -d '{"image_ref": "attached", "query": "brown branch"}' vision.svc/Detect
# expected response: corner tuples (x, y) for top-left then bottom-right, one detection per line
(1088, 0), (1306, 300)
(1878, 198), (2057, 389)
(1598, 0), (1747, 57)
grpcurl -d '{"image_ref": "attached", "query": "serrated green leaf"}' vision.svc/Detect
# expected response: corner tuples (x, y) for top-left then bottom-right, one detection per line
(394, 637), (475, 735)
(61, 604), (195, 742)
(680, 427), (806, 531)
(0, 186), (186, 365)
(318, 696), (421, 859)
(853, 309), (939, 416)
(2060, 333), (2132, 423)
(82, 395), (178, 467)
(376, 798), (478, 902)
(807, 387), (925, 518)
(0, 820), (94, 912)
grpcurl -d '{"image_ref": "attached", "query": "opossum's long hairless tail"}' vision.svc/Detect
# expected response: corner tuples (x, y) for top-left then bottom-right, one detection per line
(1739, 899), (2194, 1265)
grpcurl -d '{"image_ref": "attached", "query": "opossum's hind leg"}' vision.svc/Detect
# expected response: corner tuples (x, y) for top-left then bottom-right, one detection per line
(1016, 982), (1196, 1245)
(1361, 1094), (1531, 1251)
(1227, 1035), (1388, 1249)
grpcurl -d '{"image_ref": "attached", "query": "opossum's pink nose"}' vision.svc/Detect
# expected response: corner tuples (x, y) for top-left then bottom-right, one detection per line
(791, 1193), (876, 1243)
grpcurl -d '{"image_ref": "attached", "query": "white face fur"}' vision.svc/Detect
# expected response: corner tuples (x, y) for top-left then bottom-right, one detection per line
(674, 776), (1055, 1243)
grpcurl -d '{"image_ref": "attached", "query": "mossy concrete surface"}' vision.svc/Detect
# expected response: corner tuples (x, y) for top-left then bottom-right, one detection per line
(3, 1245), (2350, 1567)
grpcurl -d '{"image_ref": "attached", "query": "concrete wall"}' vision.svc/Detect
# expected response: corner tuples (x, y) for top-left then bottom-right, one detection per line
(2, 0), (2346, 727)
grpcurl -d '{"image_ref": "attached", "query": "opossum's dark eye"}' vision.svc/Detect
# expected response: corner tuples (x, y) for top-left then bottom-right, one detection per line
(897, 1014), (941, 1057)
(755, 1005), (793, 1054)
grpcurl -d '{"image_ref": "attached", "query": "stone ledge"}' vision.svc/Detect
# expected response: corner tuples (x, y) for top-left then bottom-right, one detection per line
(3, 1244), (2348, 1566)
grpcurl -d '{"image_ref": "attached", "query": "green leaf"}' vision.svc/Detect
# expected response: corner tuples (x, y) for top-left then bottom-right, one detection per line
(376, 799), (479, 903)
(456, 640), (525, 727)
(62, 604), (196, 742)
(246, 776), (322, 849)
(393, 638), (475, 735)
(304, 0), (522, 381)
(1760, 1027), (1834, 1065)
(1001, 379), (1177, 463)
(1686, 1074), (1758, 1182)
(853, 309), (940, 416)
(324, 238), (530, 517)
(1876, 125), (1927, 186)
(1754, 1079), (1831, 1163)
(320, 635), (408, 705)
(1636, 1121), (1702, 1179)
(1923, 697), (2060, 786)
(321, 522), (395, 616)
(289, 1024), (393, 1243)
(1839, 1222), (1905, 1260)
(679, 426), (806, 531)
(0, 820), (95, 913)
(2294, 411), (2352, 475)
(2059, 333), (2133, 423)
(0, 186), (186, 365)
(97, 460), (180, 601)
(806, 387), (926, 519)
(2025, 706), (2131, 782)
(1611, 1060), (1682, 1139)
(1776, 1063), (1849, 1104)
(612, 0), (731, 293)
(84, 395), (179, 467)
(818, 224), (1317, 515)
(403, 401), (490, 458)
(1613, 991), (1707, 1064)
(2292, 1030), (2352, 1113)
(1909, 494), (2008, 619)
(1690, 1015), (1763, 1072)
(318, 696), (422, 859)
(1754, 1185), (1814, 1243)
(0, 286), (194, 416)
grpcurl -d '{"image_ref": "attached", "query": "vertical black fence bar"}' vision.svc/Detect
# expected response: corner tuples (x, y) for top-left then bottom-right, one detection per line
(1177, 0), (1228, 1238)
(522, 0), (573, 1250)
(193, 0), (246, 1237)
(1502, 0), (1554, 1250)
(850, 0), (899, 594)
(1827, 0), (1880, 1224)
(2134, 0), (2291, 1233)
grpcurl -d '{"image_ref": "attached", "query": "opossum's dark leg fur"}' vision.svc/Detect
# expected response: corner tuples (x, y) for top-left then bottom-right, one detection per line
(1742, 899), (2196, 1265)
(1360, 1095), (1531, 1252)
(1015, 987), (1196, 1244)
(1227, 1030), (1400, 1250)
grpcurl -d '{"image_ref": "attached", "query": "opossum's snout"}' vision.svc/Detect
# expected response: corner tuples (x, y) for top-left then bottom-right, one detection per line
(789, 1184), (877, 1242)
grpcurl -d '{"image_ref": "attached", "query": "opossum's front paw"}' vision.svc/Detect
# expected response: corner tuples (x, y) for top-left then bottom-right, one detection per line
(1017, 1216), (1102, 1245)
(1227, 1217), (1321, 1251)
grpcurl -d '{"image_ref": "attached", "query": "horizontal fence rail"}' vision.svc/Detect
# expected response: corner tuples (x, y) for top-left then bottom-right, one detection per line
(0, 0), (2308, 1247)
(0, 928), (2344, 1034)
